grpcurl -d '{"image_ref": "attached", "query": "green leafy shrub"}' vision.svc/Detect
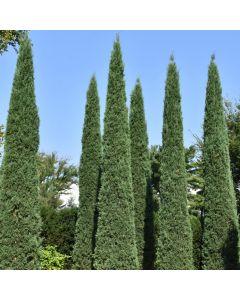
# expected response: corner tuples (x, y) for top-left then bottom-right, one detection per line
(40, 245), (70, 270)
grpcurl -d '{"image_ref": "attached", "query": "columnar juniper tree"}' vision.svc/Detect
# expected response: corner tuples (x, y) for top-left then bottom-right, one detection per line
(202, 56), (239, 269)
(93, 37), (139, 270)
(73, 76), (101, 269)
(0, 37), (41, 269)
(155, 56), (193, 270)
(129, 80), (153, 269)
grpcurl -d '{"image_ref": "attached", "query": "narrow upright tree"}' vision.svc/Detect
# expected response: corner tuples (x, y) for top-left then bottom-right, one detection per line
(93, 37), (139, 270)
(155, 56), (193, 270)
(0, 37), (41, 269)
(129, 80), (153, 269)
(202, 56), (239, 269)
(73, 76), (101, 269)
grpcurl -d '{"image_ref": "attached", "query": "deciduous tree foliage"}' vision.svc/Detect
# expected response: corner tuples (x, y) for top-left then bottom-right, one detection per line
(73, 76), (101, 269)
(0, 30), (27, 54)
(202, 56), (239, 269)
(129, 80), (153, 269)
(0, 37), (41, 269)
(155, 57), (193, 270)
(93, 38), (139, 269)
(40, 245), (70, 270)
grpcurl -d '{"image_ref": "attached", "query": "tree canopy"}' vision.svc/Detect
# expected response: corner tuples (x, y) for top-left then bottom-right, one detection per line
(0, 30), (28, 54)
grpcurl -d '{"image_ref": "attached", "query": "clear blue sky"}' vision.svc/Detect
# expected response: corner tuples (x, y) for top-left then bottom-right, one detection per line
(1, 31), (240, 165)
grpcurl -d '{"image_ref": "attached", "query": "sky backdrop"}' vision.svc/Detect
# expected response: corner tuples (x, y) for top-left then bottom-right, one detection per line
(1, 30), (240, 165)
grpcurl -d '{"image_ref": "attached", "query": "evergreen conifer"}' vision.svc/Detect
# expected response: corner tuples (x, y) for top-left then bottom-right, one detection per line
(129, 80), (153, 269)
(73, 76), (101, 269)
(0, 37), (41, 269)
(155, 57), (193, 269)
(202, 56), (239, 269)
(93, 38), (139, 270)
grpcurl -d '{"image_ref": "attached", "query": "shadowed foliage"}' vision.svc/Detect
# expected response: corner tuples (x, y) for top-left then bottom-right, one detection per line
(129, 79), (153, 269)
(41, 205), (78, 269)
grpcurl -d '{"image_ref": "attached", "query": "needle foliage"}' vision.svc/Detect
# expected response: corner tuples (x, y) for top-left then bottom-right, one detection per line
(73, 76), (101, 269)
(0, 37), (41, 269)
(93, 38), (139, 270)
(155, 57), (193, 270)
(129, 80), (153, 269)
(202, 56), (239, 269)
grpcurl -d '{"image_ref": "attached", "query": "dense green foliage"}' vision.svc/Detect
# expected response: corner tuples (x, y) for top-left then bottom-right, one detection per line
(202, 57), (239, 269)
(40, 245), (70, 270)
(0, 38), (41, 269)
(225, 100), (240, 214)
(190, 215), (202, 269)
(93, 38), (139, 270)
(149, 145), (161, 192)
(37, 152), (78, 208)
(150, 144), (204, 269)
(73, 76), (101, 269)
(129, 80), (153, 269)
(1, 34), (240, 270)
(41, 205), (78, 269)
(155, 57), (193, 269)
(143, 182), (155, 269)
